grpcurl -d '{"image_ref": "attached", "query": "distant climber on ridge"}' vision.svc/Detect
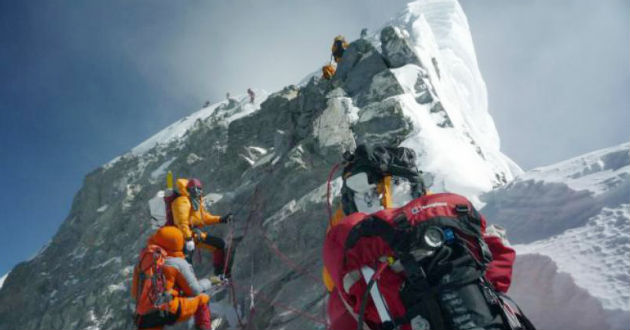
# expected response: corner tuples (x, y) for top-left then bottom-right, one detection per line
(247, 88), (255, 103)
(322, 34), (348, 80)
(171, 178), (234, 277)
(132, 226), (223, 330)
(322, 144), (535, 330)
(322, 63), (336, 80)
(331, 35), (348, 63)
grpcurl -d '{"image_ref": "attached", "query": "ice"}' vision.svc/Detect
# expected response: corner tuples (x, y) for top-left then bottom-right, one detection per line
(205, 193), (223, 204)
(107, 282), (125, 294)
(150, 157), (176, 181)
(0, 273), (7, 290)
(89, 256), (122, 270)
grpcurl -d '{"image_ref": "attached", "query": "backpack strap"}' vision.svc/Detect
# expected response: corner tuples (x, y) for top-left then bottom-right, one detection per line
(454, 204), (492, 265)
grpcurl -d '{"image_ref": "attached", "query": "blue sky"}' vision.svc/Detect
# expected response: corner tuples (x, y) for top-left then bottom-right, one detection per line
(0, 0), (628, 276)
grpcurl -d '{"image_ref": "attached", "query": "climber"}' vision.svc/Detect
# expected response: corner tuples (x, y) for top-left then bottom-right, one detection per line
(322, 63), (336, 80)
(171, 178), (234, 277)
(331, 35), (348, 63)
(132, 226), (223, 330)
(247, 88), (255, 103)
(322, 144), (535, 330)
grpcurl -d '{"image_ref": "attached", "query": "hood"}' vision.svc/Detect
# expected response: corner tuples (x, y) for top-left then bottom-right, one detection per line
(175, 178), (190, 197)
(148, 226), (185, 258)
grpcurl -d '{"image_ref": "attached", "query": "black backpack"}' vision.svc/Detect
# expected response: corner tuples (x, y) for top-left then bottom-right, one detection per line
(341, 144), (426, 214)
(333, 39), (345, 58)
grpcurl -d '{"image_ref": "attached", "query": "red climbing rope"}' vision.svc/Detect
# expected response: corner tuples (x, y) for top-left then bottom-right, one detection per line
(259, 229), (322, 285)
(231, 281), (328, 326)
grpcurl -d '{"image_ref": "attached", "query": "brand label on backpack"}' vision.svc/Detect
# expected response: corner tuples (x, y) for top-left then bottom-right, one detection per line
(410, 202), (447, 214)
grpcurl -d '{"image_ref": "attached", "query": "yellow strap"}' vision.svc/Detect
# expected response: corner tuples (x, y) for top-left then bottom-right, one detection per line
(166, 170), (173, 190)
(377, 175), (393, 209)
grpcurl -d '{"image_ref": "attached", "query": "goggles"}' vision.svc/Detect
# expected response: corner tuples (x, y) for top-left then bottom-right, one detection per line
(188, 186), (203, 198)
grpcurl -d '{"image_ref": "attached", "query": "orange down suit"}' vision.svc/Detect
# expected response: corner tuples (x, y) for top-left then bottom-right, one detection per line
(131, 227), (212, 329)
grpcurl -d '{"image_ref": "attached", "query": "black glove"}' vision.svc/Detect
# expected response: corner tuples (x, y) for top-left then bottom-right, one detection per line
(220, 213), (233, 223)
(192, 228), (204, 240)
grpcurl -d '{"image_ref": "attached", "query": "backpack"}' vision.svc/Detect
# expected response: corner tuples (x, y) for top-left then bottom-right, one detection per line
(132, 245), (178, 328)
(341, 144), (426, 215)
(323, 64), (336, 80)
(163, 189), (180, 227)
(323, 193), (535, 330)
(333, 39), (345, 58)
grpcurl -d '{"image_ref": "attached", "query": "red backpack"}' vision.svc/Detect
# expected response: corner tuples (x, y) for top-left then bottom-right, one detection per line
(323, 193), (533, 330)
(163, 190), (180, 227)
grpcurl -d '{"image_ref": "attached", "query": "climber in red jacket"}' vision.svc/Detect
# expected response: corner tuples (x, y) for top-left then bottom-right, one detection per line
(322, 144), (533, 330)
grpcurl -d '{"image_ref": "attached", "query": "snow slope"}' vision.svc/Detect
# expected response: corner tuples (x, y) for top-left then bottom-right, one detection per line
(482, 142), (630, 330)
(0, 274), (6, 290)
(106, 89), (269, 167)
(516, 204), (630, 311)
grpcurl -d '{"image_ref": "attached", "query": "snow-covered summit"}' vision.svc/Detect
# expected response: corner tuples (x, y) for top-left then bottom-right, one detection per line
(390, 0), (504, 155)
(359, 0), (522, 206)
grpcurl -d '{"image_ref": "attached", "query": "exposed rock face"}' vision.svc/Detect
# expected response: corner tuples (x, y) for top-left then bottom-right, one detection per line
(380, 26), (422, 68)
(0, 1), (518, 329)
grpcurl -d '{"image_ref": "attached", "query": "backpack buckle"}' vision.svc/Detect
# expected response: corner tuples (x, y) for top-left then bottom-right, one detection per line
(455, 204), (469, 214)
